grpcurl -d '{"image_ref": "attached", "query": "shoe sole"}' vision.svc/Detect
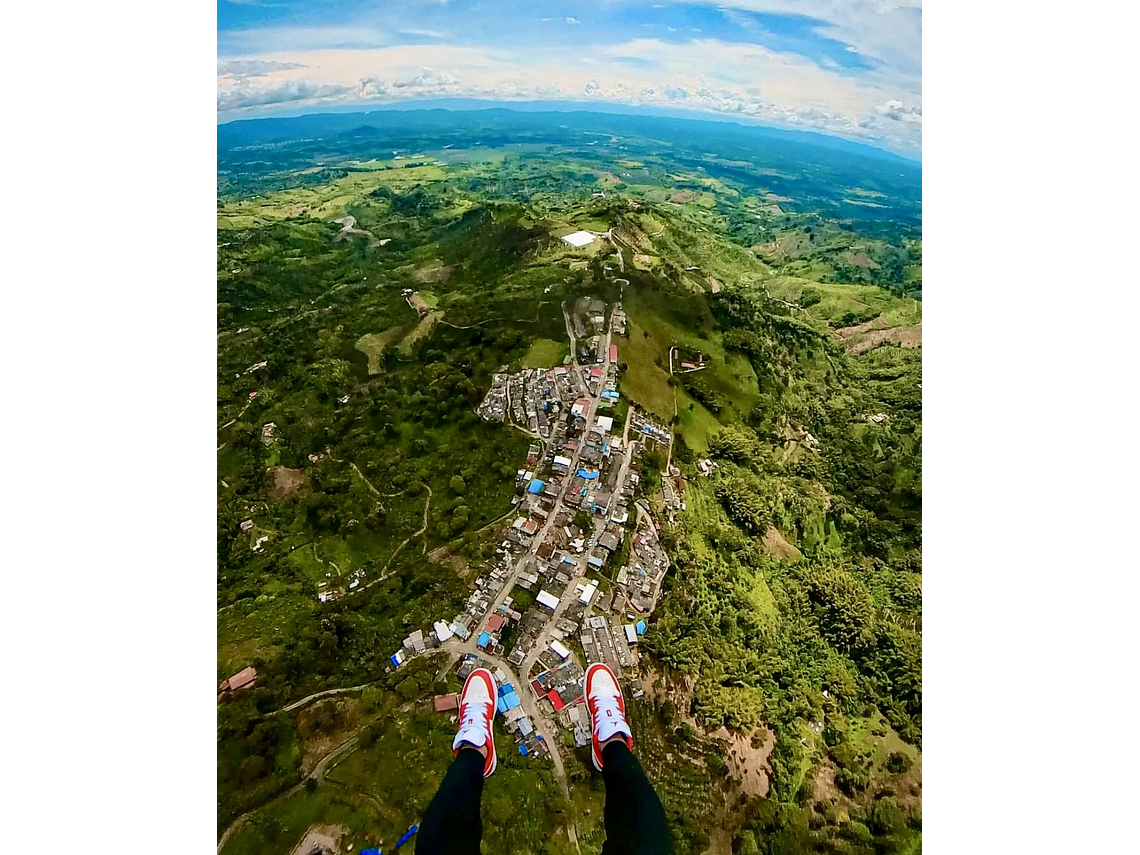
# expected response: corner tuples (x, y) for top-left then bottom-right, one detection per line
(462, 668), (498, 778)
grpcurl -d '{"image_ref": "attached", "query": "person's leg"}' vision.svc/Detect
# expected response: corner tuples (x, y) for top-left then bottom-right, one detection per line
(584, 663), (672, 855)
(417, 667), (499, 855)
(600, 739), (672, 855)
(416, 747), (486, 855)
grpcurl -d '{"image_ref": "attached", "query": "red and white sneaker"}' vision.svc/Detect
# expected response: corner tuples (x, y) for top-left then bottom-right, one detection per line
(452, 668), (498, 778)
(584, 662), (633, 771)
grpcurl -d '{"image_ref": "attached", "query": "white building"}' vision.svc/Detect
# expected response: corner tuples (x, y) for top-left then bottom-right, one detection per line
(550, 640), (571, 660)
(579, 581), (599, 605)
(561, 230), (596, 247)
(536, 590), (561, 610)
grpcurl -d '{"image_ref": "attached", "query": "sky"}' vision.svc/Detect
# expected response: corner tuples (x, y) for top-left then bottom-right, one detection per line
(217, 0), (922, 155)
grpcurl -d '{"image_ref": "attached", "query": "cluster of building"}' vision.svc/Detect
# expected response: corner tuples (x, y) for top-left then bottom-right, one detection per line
(571, 297), (611, 365)
(317, 566), (366, 603)
(479, 361), (623, 437)
(661, 465), (687, 513)
(587, 353), (621, 403)
(477, 372), (510, 422)
(672, 346), (709, 373)
(695, 457), (720, 477)
(531, 657), (586, 720)
(610, 305), (628, 337)
(612, 515), (671, 615)
(628, 411), (672, 450)
(504, 569), (592, 667)
(379, 297), (682, 761)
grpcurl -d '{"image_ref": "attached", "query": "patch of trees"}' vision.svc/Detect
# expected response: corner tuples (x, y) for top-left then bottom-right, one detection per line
(716, 477), (771, 534)
(679, 374), (727, 414)
(707, 426), (758, 462)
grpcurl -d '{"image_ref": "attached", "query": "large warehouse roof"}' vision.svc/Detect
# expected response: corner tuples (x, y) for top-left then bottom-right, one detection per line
(561, 230), (596, 247)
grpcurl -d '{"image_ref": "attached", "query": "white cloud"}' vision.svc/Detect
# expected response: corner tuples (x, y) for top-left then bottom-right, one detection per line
(217, 59), (305, 79)
(399, 28), (450, 40)
(565, 17), (580, 25)
(710, 0), (922, 82)
(876, 98), (922, 123)
(217, 10), (921, 156)
(218, 80), (355, 111)
(220, 26), (393, 54)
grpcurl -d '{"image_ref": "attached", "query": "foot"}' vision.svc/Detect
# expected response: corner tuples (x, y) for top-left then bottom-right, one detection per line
(453, 668), (498, 778)
(584, 663), (633, 771)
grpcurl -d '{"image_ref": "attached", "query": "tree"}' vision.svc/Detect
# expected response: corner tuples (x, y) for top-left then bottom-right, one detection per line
(886, 751), (913, 774)
(237, 755), (267, 785)
(361, 685), (382, 712)
(396, 677), (418, 701)
(450, 475), (467, 495)
(803, 565), (875, 652)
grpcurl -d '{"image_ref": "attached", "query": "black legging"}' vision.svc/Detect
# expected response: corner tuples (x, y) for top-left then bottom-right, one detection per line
(417, 742), (672, 854)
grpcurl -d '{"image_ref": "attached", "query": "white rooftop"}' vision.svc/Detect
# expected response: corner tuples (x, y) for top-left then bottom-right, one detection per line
(561, 230), (596, 247)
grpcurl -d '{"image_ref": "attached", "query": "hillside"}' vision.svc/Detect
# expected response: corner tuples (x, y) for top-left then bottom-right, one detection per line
(217, 110), (922, 855)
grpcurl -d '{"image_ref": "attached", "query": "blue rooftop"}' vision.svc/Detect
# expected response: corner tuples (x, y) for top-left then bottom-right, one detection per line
(528, 479), (545, 494)
(636, 620), (647, 635)
(477, 631), (491, 648)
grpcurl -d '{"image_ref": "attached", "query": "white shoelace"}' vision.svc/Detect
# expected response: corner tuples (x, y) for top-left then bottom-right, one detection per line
(456, 702), (492, 744)
(592, 699), (630, 740)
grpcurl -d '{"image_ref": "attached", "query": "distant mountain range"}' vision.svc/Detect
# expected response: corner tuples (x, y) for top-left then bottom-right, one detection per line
(216, 100), (921, 167)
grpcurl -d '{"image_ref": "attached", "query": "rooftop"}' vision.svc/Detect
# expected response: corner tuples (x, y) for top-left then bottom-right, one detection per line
(561, 230), (596, 247)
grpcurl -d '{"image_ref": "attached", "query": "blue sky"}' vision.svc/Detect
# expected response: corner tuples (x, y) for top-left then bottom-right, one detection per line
(217, 0), (922, 154)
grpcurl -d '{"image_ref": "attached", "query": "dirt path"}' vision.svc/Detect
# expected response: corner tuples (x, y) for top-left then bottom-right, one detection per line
(278, 683), (375, 714)
(562, 301), (577, 358)
(323, 449), (398, 515)
(218, 399), (253, 432)
(360, 483), (433, 591)
(315, 452), (434, 591)
(428, 503), (516, 562)
(217, 728), (366, 854)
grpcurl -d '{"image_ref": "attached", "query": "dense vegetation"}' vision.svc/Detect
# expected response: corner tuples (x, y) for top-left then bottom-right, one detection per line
(217, 109), (920, 855)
